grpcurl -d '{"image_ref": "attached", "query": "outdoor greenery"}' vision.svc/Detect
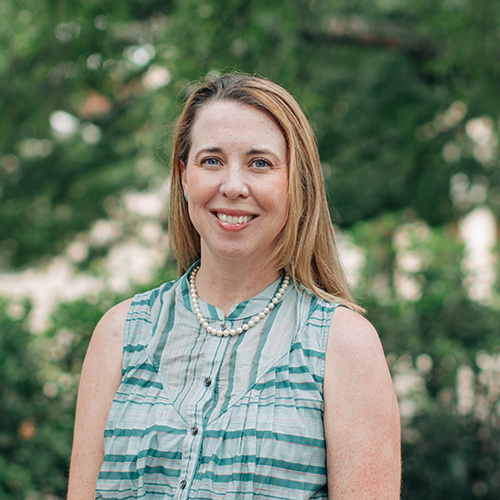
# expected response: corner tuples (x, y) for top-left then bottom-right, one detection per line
(1, 0), (499, 498)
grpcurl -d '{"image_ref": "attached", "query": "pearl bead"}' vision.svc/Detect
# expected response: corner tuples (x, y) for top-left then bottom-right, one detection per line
(189, 266), (290, 337)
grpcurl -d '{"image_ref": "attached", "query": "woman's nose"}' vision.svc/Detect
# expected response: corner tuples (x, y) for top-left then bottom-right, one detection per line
(219, 166), (249, 199)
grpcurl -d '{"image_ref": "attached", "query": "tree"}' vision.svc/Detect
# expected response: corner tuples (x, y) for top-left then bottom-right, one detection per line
(0, 0), (499, 497)
(2, 0), (499, 267)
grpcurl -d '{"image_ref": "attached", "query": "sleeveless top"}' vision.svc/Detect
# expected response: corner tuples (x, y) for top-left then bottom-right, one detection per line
(95, 264), (341, 499)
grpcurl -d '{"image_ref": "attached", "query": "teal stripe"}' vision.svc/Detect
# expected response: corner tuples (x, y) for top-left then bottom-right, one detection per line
(123, 343), (148, 353)
(98, 465), (180, 480)
(104, 449), (183, 462)
(248, 303), (280, 384)
(207, 302), (218, 318)
(122, 362), (156, 375)
(193, 470), (322, 491)
(219, 327), (247, 415)
(228, 298), (249, 318)
(302, 347), (326, 360)
(121, 375), (163, 390)
(268, 364), (323, 383)
(200, 455), (326, 474)
(96, 489), (166, 500)
(203, 429), (325, 448)
(152, 298), (176, 364)
(106, 396), (171, 407)
(252, 379), (320, 392)
(179, 262), (198, 308)
(232, 400), (323, 412)
(126, 315), (151, 326)
(104, 425), (186, 438)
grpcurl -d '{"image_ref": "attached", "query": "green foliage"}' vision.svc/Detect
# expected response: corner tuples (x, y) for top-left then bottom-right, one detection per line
(402, 410), (500, 499)
(0, 289), (131, 498)
(0, 300), (72, 498)
(0, 0), (499, 498)
(2, 0), (500, 267)
(351, 213), (500, 498)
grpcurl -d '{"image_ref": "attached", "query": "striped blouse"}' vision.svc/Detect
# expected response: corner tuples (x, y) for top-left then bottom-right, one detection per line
(96, 263), (341, 499)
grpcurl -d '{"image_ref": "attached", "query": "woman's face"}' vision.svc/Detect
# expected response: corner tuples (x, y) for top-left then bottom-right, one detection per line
(181, 100), (289, 267)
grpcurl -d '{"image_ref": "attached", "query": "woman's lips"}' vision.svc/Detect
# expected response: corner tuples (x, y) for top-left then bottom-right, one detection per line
(215, 212), (256, 224)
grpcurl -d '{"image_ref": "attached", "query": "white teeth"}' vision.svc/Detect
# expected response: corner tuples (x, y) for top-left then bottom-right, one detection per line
(217, 213), (252, 224)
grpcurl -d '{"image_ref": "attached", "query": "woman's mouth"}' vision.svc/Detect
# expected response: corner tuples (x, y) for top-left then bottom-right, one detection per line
(215, 213), (255, 224)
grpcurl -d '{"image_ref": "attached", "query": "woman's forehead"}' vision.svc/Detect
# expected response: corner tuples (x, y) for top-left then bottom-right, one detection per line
(188, 101), (287, 157)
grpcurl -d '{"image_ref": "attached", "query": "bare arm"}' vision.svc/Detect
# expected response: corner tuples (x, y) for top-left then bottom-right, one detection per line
(324, 307), (401, 498)
(67, 299), (132, 499)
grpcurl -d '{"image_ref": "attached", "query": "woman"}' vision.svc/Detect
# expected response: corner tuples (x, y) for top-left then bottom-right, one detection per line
(68, 73), (401, 499)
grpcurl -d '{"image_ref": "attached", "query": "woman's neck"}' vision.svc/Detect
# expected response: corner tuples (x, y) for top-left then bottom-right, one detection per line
(193, 257), (282, 317)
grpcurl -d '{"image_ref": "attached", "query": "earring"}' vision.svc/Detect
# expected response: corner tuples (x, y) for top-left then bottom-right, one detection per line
(184, 194), (189, 201)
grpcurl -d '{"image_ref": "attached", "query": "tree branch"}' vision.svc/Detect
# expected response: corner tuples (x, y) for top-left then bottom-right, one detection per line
(306, 15), (435, 58)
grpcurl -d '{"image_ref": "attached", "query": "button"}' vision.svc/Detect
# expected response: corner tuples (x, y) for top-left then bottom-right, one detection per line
(204, 377), (212, 387)
(191, 426), (198, 435)
(180, 480), (187, 489)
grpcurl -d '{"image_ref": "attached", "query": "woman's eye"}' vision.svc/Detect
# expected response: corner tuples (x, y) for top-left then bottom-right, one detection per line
(202, 157), (220, 167)
(252, 159), (271, 169)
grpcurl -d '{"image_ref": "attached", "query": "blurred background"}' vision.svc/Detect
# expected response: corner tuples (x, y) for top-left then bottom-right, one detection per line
(0, 0), (499, 498)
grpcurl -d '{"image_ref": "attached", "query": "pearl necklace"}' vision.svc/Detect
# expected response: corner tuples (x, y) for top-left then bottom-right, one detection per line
(189, 266), (290, 337)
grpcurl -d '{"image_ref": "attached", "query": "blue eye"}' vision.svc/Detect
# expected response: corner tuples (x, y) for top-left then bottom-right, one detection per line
(253, 159), (271, 169)
(202, 157), (220, 166)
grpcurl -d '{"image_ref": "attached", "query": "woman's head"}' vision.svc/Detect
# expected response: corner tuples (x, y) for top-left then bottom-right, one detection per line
(169, 73), (359, 309)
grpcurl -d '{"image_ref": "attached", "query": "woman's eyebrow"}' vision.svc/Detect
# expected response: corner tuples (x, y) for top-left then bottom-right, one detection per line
(247, 148), (284, 160)
(191, 147), (223, 161)
(195, 147), (223, 155)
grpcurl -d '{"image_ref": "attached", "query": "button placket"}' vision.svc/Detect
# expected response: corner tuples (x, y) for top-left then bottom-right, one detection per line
(178, 344), (219, 498)
(177, 333), (230, 498)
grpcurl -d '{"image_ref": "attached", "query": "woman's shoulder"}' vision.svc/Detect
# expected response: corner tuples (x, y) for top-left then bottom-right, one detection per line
(128, 276), (183, 311)
(88, 279), (177, 365)
(101, 298), (134, 323)
(327, 307), (382, 361)
(92, 275), (181, 344)
(294, 282), (382, 360)
(325, 307), (392, 404)
(92, 298), (134, 349)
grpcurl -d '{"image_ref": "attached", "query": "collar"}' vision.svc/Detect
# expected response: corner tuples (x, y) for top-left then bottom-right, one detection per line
(178, 261), (288, 322)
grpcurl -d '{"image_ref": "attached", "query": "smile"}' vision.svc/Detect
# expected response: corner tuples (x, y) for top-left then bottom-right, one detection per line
(216, 213), (255, 224)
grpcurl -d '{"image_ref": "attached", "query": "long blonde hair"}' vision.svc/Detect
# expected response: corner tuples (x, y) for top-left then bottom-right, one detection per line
(168, 73), (361, 311)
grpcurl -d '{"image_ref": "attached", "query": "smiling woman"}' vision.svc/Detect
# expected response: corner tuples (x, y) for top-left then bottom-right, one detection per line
(68, 73), (401, 499)
(180, 100), (289, 288)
